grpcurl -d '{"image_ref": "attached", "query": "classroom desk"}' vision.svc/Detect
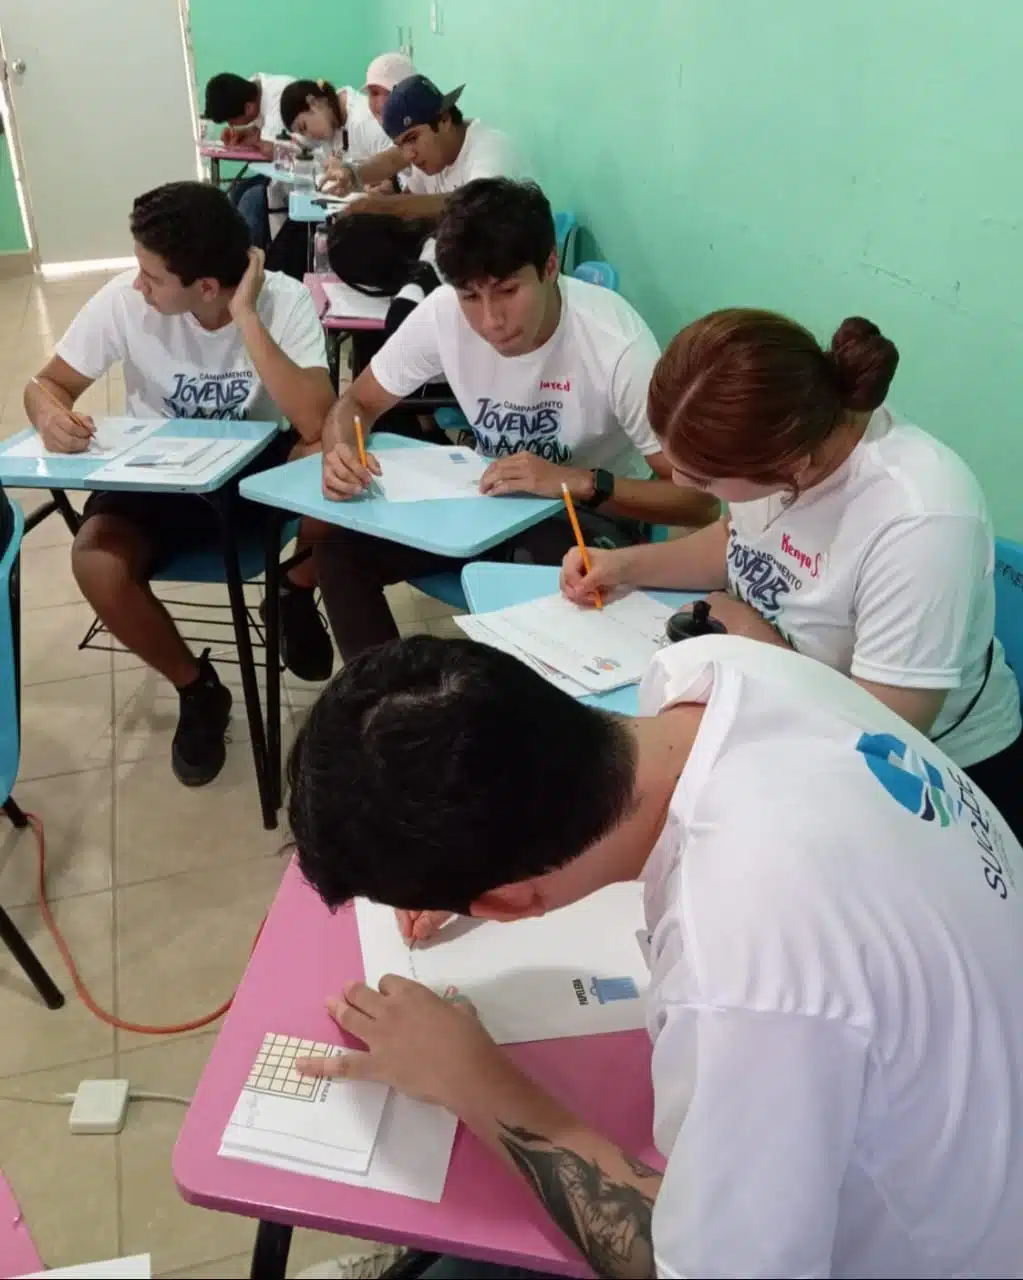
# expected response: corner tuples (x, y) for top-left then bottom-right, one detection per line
(174, 859), (660, 1280)
(462, 561), (701, 716)
(200, 142), (266, 187)
(288, 189), (331, 223)
(0, 420), (285, 830)
(0, 1171), (42, 1277)
(239, 433), (559, 558)
(304, 271), (387, 390)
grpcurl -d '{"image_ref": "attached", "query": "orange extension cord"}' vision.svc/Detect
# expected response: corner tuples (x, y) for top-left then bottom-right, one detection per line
(21, 810), (262, 1035)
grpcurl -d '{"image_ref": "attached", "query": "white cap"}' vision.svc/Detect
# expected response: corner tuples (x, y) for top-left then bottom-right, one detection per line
(363, 52), (416, 92)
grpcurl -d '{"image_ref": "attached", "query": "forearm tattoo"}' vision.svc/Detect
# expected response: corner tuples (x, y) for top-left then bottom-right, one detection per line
(497, 1122), (658, 1279)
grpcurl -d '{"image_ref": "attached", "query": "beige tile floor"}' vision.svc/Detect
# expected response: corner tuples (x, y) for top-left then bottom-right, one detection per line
(0, 270), (463, 1277)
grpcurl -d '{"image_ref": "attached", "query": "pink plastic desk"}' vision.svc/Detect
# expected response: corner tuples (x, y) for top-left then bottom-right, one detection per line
(304, 273), (386, 333)
(0, 1172), (42, 1277)
(174, 860), (658, 1280)
(200, 141), (266, 186)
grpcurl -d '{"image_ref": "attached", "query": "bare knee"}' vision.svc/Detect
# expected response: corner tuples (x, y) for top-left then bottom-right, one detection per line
(71, 516), (151, 603)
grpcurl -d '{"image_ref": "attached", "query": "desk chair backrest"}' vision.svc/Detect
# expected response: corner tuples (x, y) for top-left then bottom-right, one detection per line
(994, 537), (1023, 695)
(573, 260), (620, 291)
(0, 490), (23, 803)
(554, 211), (578, 270)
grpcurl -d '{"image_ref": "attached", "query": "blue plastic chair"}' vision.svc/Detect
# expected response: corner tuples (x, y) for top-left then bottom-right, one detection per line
(994, 537), (1023, 691)
(0, 491), (64, 1009)
(554, 211), (579, 270)
(411, 257), (624, 612)
(573, 260), (620, 291)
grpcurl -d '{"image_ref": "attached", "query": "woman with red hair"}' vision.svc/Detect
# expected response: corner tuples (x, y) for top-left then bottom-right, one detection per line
(562, 308), (1022, 830)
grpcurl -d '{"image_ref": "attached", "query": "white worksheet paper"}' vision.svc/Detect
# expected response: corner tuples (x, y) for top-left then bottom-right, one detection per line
(89, 437), (247, 485)
(455, 613), (590, 697)
(461, 591), (675, 693)
(323, 280), (391, 321)
(2, 417), (163, 461)
(18, 1256), (151, 1279)
(357, 882), (649, 1045)
(222, 1091), (458, 1203)
(374, 446), (487, 503)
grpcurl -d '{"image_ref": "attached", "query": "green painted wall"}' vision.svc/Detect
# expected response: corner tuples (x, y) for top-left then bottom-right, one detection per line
(362, 0), (1023, 535)
(189, 0), (374, 100)
(0, 138), (28, 254)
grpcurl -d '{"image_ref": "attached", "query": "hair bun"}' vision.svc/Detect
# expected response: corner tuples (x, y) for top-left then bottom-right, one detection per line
(828, 316), (899, 412)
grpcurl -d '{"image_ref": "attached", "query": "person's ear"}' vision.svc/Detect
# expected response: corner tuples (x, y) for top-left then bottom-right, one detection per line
(543, 248), (559, 282)
(468, 881), (546, 923)
(196, 276), (221, 303)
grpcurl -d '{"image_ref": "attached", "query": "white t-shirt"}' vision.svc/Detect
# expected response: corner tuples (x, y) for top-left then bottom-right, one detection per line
(251, 73), (292, 142)
(337, 87), (393, 163)
(639, 635), (1023, 1279)
(726, 406), (1021, 766)
(371, 276), (660, 475)
(403, 118), (528, 195)
(56, 269), (326, 429)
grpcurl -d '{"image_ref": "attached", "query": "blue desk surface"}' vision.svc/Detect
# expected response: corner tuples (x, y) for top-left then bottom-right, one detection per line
(288, 190), (330, 223)
(460, 561), (700, 716)
(0, 419), (278, 494)
(240, 433), (560, 558)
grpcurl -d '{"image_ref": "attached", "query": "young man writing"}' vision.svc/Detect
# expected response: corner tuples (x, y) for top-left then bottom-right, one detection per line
(204, 72), (294, 245)
(289, 632), (1023, 1280)
(24, 182), (335, 788)
(324, 76), (529, 216)
(315, 178), (718, 660)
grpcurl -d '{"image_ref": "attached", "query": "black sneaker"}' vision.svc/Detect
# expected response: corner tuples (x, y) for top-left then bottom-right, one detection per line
(171, 650), (233, 787)
(262, 583), (335, 682)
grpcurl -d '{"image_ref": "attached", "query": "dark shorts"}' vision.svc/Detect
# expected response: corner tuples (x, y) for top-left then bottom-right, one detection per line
(80, 429), (298, 575)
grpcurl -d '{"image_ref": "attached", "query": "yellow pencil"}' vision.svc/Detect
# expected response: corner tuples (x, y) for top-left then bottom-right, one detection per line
(353, 413), (368, 468)
(30, 376), (94, 437)
(561, 482), (603, 610)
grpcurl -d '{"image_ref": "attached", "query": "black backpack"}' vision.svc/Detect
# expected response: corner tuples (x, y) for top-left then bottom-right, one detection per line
(326, 214), (437, 295)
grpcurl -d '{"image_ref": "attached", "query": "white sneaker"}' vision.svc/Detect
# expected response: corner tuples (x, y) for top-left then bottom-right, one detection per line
(295, 1246), (406, 1279)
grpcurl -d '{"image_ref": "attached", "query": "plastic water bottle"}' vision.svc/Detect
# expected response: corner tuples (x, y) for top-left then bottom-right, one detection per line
(273, 133), (297, 173)
(293, 146), (316, 189)
(313, 229), (330, 275)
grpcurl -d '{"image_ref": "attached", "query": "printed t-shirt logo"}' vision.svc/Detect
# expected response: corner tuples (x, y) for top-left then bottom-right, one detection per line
(856, 732), (962, 826)
(164, 371), (253, 420)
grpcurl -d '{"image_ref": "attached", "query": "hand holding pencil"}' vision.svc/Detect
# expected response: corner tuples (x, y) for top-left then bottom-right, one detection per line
(321, 410), (382, 502)
(29, 375), (95, 455)
(561, 482), (604, 610)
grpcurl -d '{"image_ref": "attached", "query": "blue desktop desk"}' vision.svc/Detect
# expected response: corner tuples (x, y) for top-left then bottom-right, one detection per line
(240, 434), (560, 559)
(461, 561), (701, 716)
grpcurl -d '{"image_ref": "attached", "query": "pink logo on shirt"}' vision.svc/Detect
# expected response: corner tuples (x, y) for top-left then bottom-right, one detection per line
(539, 378), (571, 392)
(780, 532), (822, 579)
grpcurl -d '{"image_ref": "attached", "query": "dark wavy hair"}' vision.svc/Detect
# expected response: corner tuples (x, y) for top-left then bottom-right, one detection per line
(130, 182), (250, 287)
(435, 178), (556, 288)
(280, 79), (343, 132)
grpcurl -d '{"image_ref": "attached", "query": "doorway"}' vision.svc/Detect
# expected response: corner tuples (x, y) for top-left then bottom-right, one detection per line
(0, 0), (200, 270)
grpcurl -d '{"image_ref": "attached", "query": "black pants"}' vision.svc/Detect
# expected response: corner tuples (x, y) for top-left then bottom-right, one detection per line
(963, 729), (1023, 839)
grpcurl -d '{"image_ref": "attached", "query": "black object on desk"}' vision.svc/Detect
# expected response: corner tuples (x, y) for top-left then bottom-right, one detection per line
(665, 598), (727, 644)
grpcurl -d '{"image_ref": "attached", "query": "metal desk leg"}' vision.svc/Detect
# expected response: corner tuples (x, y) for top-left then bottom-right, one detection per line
(1, 799), (65, 1010)
(263, 512), (283, 814)
(210, 155), (221, 186)
(214, 496), (276, 830)
(249, 1220), (292, 1280)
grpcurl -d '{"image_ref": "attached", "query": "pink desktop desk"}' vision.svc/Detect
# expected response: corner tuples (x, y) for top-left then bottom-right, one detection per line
(0, 1172), (42, 1277)
(200, 141), (266, 186)
(174, 860), (658, 1280)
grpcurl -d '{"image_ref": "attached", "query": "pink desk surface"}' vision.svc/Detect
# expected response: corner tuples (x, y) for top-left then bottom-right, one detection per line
(199, 142), (266, 163)
(0, 1172), (43, 1277)
(174, 860), (659, 1277)
(304, 273), (386, 332)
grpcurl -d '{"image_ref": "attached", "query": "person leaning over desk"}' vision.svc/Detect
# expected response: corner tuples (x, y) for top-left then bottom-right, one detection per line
(562, 309), (1023, 836)
(313, 177), (718, 662)
(288, 632), (1023, 1279)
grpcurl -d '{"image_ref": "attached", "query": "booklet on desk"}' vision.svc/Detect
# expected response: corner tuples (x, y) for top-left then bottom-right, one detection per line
(323, 280), (390, 321)
(219, 1031), (459, 1202)
(456, 590), (675, 694)
(18, 1256), (151, 1278)
(372, 446), (488, 503)
(2, 417), (163, 461)
(357, 882), (649, 1045)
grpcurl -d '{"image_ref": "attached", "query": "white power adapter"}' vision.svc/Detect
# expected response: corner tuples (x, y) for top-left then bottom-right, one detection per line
(69, 1078), (131, 1134)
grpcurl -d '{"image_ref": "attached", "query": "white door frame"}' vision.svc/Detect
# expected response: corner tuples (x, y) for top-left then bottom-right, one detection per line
(0, 0), (201, 275)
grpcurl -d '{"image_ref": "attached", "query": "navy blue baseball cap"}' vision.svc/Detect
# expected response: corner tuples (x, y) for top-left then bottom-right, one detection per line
(382, 75), (464, 140)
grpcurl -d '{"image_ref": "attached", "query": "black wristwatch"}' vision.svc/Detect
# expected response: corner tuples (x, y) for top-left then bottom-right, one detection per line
(582, 468), (615, 510)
